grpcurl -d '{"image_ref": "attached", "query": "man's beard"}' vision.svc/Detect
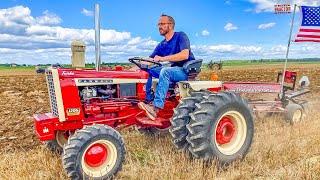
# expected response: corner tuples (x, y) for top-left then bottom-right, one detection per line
(159, 28), (168, 36)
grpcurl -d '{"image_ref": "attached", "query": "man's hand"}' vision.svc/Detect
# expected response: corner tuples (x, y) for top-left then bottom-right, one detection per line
(154, 49), (189, 62)
(154, 55), (165, 62)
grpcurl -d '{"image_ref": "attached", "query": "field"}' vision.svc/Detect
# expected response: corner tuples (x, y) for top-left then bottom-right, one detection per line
(0, 63), (320, 179)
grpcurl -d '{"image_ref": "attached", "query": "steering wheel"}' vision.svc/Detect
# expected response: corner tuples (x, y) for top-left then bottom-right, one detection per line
(128, 57), (162, 71)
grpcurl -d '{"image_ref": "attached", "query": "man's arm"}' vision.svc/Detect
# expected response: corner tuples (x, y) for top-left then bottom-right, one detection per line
(154, 49), (189, 62)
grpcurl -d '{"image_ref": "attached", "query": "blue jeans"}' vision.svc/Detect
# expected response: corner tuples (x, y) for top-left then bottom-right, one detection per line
(146, 66), (188, 109)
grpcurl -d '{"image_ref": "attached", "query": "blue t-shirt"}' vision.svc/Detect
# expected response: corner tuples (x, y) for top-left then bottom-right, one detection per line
(150, 31), (195, 67)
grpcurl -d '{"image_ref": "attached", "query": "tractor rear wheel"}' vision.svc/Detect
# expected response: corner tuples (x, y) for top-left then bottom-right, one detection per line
(62, 124), (125, 180)
(45, 131), (69, 154)
(186, 92), (254, 166)
(285, 103), (304, 125)
(170, 90), (211, 151)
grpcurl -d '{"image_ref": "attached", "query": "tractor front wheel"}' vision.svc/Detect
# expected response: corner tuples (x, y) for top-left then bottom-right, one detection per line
(186, 92), (254, 166)
(62, 124), (125, 179)
(45, 130), (69, 154)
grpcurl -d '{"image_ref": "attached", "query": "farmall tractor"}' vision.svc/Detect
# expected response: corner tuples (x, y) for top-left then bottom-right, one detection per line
(33, 57), (310, 179)
(33, 5), (310, 180)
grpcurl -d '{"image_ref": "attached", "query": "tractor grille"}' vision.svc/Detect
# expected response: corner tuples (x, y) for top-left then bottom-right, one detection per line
(120, 83), (136, 97)
(46, 70), (59, 117)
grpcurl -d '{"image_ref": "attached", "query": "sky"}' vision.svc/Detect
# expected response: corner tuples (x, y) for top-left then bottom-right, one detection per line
(1, 0), (320, 64)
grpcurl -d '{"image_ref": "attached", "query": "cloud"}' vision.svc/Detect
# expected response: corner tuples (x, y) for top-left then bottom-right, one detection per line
(36, 10), (62, 25)
(0, 6), (34, 25)
(201, 29), (210, 36)
(258, 22), (276, 29)
(0, 6), (61, 36)
(191, 44), (263, 61)
(81, 8), (94, 17)
(263, 43), (320, 58)
(248, 0), (274, 13)
(193, 44), (262, 56)
(0, 5), (133, 46)
(1, 5), (320, 64)
(0, 47), (71, 64)
(191, 43), (320, 61)
(225, 0), (231, 5)
(248, 0), (320, 13)
(0, 5), (159, 64)
(23, 25), (132, 46)
(0, 6), (34, 35)
(224, 23), (238, 31)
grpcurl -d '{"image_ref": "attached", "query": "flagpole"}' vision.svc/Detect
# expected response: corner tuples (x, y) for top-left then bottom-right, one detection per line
(280, 4), (297, 99)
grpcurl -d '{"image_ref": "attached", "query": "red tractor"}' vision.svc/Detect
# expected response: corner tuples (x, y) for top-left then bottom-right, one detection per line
(33, 57), (310, 179)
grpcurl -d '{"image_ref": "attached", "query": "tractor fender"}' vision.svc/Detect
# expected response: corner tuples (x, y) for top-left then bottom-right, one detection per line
(178, 81), (222, 98)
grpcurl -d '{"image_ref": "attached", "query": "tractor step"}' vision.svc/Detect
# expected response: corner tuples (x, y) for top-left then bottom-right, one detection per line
(136, 116), (164, 127)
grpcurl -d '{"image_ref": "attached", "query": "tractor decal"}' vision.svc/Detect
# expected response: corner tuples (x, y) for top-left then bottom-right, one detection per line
(62, 71), (75, 76)
(67, 108), (81, 116)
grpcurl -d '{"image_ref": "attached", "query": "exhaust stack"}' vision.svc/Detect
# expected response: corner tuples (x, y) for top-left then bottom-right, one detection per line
(95, 4), (101, 71)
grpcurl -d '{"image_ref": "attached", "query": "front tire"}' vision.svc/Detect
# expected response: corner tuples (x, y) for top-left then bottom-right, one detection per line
(186, 92), (254, 166)
(45, 131), (69, 154)
(62, 124), (125, 180)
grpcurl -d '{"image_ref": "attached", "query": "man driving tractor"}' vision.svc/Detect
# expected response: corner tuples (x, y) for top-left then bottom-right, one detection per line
(138, 14), (195, 120)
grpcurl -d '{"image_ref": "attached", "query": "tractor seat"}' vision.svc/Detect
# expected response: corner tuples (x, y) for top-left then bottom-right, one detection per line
(183, 59), (203, 80)
(168, 59), (203, 91)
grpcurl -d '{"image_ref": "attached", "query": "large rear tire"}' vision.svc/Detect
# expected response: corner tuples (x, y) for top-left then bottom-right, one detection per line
(186, 92), (254, 166)
(170, 91), (211, 151)
(62, 124), (125, 180)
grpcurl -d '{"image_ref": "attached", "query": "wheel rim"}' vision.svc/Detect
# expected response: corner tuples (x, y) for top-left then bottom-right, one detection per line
(216, 117), (235, 145)
(56, 131), (68, 147)
(82, 140), (118, 177)
(214, 111), (247, 155)
(84, 143), (108, 167)
(292, 109), (302, 122)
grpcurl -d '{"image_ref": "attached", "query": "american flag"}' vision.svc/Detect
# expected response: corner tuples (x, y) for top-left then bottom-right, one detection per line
(295, 6), (320, 42)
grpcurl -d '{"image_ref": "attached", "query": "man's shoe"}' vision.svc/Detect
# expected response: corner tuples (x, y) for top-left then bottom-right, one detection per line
(138, 102), (158, 120)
